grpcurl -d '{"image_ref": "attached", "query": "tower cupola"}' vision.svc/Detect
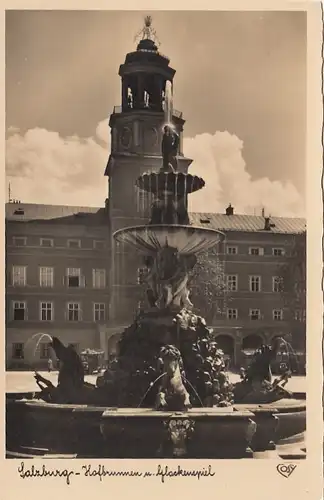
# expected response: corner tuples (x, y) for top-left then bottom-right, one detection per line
(119, 15), (175, 113)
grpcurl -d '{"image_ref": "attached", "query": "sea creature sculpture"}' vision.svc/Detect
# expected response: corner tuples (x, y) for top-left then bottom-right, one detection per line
(155, 345), (191, 411)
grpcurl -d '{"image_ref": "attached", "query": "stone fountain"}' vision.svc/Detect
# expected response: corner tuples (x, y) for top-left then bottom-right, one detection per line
(6, 125), (306, 459)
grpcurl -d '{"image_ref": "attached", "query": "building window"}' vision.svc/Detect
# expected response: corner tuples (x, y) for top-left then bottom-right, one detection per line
(273, 309), (283, 321)
(250, 309), (261, 320)
(66, 268), (84, 288)
(39, 267), (54, 287)
(12, 342), (24, 359)
(40, 238), (54, 247)
(40, 343), (51, 359)
(295, 309), (306, 322)
(40, 302), (53, 321)
(249, 247), (264, 256)
(13, 236), (26, 246)
(92, 269), (106, 289)
(67, 303), (81, 322)
(272, 276), (282, 293)
(226, 275), (238, 292)
(93, 240), (105, 250)
(13, 301), (27, 321)
(249, 275), (261, 292)
(94, 303), (106, 322)
(272, 247), (285, 256)
(227, 308), (238, 320)
(67, 239), (81, 249)
(226, 246), (238, 255)
(12, 265), (26, 286)
(137, 267), (148, 284)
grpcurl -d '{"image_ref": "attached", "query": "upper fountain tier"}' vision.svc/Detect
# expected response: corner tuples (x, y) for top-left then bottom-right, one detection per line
(136, 170), (205, 196)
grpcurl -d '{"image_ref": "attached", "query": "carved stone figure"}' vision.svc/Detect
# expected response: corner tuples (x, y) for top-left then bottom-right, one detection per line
(242, 337), (282, 385)
(155, 345), (191, 411)
(161, 125), (179, 172)
(150, 195), (190, 226)
(164, 418), (195, 457)
(143, 246), (196, 310)
(34, 337), (93, 404)
(234, 337), (292, 403)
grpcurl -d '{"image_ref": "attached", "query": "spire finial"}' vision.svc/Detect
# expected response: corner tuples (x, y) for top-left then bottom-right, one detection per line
(134, 15), (161, 46)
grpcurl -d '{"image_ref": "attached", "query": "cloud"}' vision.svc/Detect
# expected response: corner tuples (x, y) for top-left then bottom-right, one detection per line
(185, 131), (304, 217)
(6, 122), (109, 207)
(5, 123), (304, 216)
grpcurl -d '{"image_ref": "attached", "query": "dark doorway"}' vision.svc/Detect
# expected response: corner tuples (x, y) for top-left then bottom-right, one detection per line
(242, 334), (263, 351)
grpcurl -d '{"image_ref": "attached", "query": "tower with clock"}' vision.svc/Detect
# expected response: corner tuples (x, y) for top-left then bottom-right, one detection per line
(105, 17), (192, 323)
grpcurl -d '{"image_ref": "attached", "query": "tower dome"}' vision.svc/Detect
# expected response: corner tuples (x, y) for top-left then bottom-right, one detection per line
(118, 17), (175, 113)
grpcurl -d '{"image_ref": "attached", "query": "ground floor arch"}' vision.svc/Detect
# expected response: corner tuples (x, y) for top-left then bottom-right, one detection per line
(242, 333), (264, 352)
(215, 334), (235, 354)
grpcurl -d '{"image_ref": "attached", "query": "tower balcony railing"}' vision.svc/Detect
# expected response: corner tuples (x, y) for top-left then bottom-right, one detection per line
(112, 105), (183, 119)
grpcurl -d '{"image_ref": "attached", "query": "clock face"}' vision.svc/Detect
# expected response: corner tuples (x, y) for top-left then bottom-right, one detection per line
(120, 127), (132, 149)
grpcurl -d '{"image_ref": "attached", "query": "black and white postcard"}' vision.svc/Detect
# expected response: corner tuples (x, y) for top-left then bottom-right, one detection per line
(2, 3), (323, 500)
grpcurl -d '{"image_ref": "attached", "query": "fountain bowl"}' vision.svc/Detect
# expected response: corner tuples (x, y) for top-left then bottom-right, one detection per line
(136, 171), (205, 195)
(113, 224), (225, 254)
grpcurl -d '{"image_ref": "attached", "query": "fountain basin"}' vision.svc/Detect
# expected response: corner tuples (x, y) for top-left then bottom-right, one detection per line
(6, 392), (306, 459)
(113, 224), (225, 254)
(236, 397), (306, 453)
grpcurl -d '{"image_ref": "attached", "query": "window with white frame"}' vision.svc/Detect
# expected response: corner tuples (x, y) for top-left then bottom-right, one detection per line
(66, 268), (84, 288)
(93, 240), (105, 250)
(249, 275), (261, 292)
(92, 269), (106, 289)
(12, 265), (26, 286)
(13, 236), (26, 247)
(12, 342), (24, 359)
(249, 247), (264, 256)
(250, 309), (261, 320)
(67, 239), (81, 249)
(40, 238), (54, 247)
(39, 267), (54, 287)
(40, 302), (53, 321)
(272, 247), (285, 256)
(40, 343), (51, 359)
(137, 267), (148, 284)
(94, 303), (106, 322)
(227, 308), (238, 320)
(226, 275), (238, 292)
(295, 309), (306, 322)
(67, 302), (81, 321)
(273, 309), (283, 321)
(13, 301), (27, 321)
(226, 246), (238, 255)
(272, 276), (282, 293)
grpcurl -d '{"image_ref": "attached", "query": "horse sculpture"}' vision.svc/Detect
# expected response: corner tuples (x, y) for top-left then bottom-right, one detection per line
(234, 337), (292, 403)
(34, 337), (95, 404)
(155, 345), (192, 411)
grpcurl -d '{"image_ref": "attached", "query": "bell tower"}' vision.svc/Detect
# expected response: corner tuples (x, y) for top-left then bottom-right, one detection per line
(105, 16), (192, 323)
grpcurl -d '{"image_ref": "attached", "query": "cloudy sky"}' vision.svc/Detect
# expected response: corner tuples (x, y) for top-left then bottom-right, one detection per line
(5, 10), (306, 216)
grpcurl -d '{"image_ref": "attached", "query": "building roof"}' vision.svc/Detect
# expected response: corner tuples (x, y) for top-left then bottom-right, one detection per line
(5, 203), (306, 234)
(5, 202), (107, 225)
(189, 212), (306, 234)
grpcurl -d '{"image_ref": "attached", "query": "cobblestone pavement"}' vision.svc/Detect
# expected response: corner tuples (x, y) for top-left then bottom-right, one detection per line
(6, 370), (306, 394)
